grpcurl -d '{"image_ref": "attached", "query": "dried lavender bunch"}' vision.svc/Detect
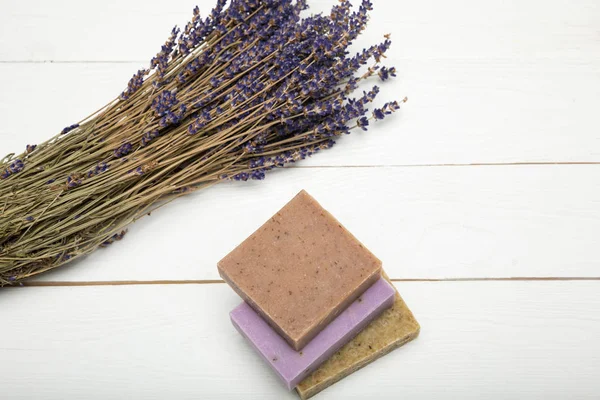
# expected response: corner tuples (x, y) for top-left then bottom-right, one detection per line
(0, 0), (404, 285)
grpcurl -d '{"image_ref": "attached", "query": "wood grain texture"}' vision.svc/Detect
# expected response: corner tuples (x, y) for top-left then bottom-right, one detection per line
(2, 0), (598, 62)
(2, 0), (600, 166)
(0, 281), (598, 399)
(0, 1), (599, 398)
(10, 165), (596, 282)
(1, 59), (599, 167)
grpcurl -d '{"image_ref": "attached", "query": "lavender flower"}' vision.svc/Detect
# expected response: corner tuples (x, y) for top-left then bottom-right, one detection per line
(357, 117), (369, 131)
(100, 231), (128, 247)
(131, 161), (158, 176)
(11, 159), (24, 173)
(373, 108), (386, 120)
(151, 91), (179, 117)
(378, 66), (396, 81)
(114, 143), (133, 158)
(1, 159), (24, 179)
(86, 162), (109, 178)
(151, 27), (180, 82)
(141, 130), (160, 147)
(66, 174), (82, 189)
(187, 110), (212, 135)
(61, 124), (79, 135)
(373, 99), (406, 121)
(120, 70), (148, 100)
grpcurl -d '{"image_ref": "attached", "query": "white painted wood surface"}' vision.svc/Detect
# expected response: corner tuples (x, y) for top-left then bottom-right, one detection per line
(20, 165), (600, 282)
(0, 0), (599, 399)
(1, 282), (599, 399)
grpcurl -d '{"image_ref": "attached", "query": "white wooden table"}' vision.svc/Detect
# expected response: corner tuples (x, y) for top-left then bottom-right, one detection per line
(1, 1), (599, 398)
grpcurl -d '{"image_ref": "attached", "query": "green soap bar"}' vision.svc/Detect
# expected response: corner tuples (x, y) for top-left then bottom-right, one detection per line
(296, 274), (420, 399)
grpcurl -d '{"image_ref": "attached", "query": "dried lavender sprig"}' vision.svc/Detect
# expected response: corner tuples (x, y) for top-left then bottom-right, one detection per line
(0, 0), (404, 285)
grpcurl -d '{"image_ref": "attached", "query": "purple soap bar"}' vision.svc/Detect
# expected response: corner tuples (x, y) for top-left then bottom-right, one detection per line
(230, 277), (395, 390)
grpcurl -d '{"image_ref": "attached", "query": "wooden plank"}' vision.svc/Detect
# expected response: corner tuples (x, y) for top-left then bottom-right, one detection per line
(1, 61), (600, 168)
(0, 64), (132, 157)
(2, 0), (600, 165)
(0, 281), (598, 399)
(14, 165), (598, 282)
(1, 0), (598, 62)
(0, 0), (199, 62)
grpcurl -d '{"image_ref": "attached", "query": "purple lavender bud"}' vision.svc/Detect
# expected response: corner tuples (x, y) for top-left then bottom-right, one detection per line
(187, 124), (199, 135)
(100, 230), (127, 248)
(232, 172), (250, 181)
(373, 108), (386, 120)
(250, 170), (266, 180)
(61, 124), (79, 135)
(210, 76), (221, 88)
(114, 143), (133, 158)
(378, 66), (397, 81)
(150, 27), (180, 80)
(151, 90), (179, 117)
(120, 69), (147, 100)
(375, 39), (392, 62)
(362, 86), (380, 103)
(388, 100), (401, 111)
(2, 159), (25, 178)
(357, 117), (369, 131)
(86, 162), (109, 178)
(66, 174), (82, 189)
(378, 67), (389, 81)
(26, 144), (37, 153)
(249, 157), (266, 168)
(141, 130), (160, 147)
(8, 159), (24, 174)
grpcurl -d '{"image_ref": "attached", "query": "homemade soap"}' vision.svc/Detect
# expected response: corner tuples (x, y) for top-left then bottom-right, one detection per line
(219, 190), (382, 351)
(296, 274), (420, 399)
(230, 277), (395, 390)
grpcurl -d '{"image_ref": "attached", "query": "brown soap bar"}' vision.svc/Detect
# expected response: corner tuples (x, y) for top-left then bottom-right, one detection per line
(296, 273), (420, 399)
(218, 190), (382, 351)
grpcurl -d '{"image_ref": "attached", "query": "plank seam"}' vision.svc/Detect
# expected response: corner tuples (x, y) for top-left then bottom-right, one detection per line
(8, 277), (600, 288)
(289, 162), (600, 168)
(0, 60), (144, 64)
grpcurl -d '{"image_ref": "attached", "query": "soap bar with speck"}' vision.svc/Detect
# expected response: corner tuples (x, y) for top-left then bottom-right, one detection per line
(230, 277), (395, 390)
(296, 273), (420, 399)
(219, 190), (382, 351)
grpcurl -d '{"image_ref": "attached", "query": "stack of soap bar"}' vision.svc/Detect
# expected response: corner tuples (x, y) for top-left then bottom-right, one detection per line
(218, 190), (382, 351)
(296, 273), (420, 399)
(230, 277), (395, 389)
(219, 190), (418, 396)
